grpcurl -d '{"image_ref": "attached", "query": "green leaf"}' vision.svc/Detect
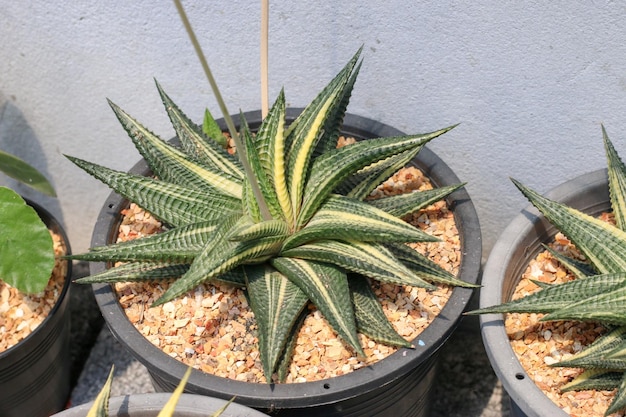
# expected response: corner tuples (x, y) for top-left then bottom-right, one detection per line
(349, 274), (412, 347)
(157, 366), (192, 417)
(606, 372), (626, 415)
(369, 183), (465, 218)
(604, 125), (626, 232)
(281, 240), (436, 289)
(513, 178), (626, 274)
(542, 244), (596, 280)
(554, 326), (626, 369)
(298, 126), (456, 228)
(87, 365), (114, 417)
(66, 156), (241, 227)
(542, 285), (626, 324)
(203, 109), (229, 149)
(243, 265), (309, 379)
(0, 150), (55, 196)
(561, 369), (622, 392)
(75, 262), (190, 284)
(0, 187), (54, 293)
(284, 194), (437, 251)
(271, 257), (364, 356)
(275, 308), (308, 383)
(468, 273), (626, 315)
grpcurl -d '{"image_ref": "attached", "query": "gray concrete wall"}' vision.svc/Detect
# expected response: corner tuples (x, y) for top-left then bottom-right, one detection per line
(2, 1), (626, 257)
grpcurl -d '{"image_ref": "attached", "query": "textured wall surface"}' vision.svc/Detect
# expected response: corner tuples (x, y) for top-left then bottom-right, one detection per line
(2, 2), (626, 257)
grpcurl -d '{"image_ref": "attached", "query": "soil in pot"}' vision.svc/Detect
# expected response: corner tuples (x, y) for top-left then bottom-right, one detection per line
(108, 134), (461, 383)
(505, 212), (621, 417)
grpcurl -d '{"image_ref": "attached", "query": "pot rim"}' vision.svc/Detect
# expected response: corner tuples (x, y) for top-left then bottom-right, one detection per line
(479, 168), (610, 417)
(89, 110), (482, 409)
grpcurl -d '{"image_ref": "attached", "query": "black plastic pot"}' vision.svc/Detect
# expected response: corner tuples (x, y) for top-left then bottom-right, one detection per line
(0, 200), (73, 417)
(479, 169), (610, 417)
(89, 111), (482, 416)
(53, 392), (268, 416)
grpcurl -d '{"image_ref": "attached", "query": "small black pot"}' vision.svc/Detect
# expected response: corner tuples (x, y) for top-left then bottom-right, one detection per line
(0, 200), (73, 417)
(89, 111), (482, 417)
(53, 392), (268, 416)
(479, 169), (610, 417)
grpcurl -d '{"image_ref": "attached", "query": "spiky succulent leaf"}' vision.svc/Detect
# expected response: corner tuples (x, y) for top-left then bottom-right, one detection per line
(349, 274), (412, 347)
(284, 194), (437, 250)
(298, 126), (456, 228)
(67, 156), (241, 227)
(554, 327), (626, 369)
(281, 240), (435, 289)
(87, 366), (114, 417)
(271, 257), (364, 356)
(107, 99), (242, 199)
(513, 178), (626, 274)
(370, 183), (465, 218)
(607, 374), (626, 416)
(604, 125), (626, 231)
(541, 244), (596, 280)
(471, 273), (626, 315)
(542, 285), (626, 324)
(561, 369), (622, 392)
(243, 265), (309, 380)
(156, 81), (241, 176)
(75, 262), (191, 284)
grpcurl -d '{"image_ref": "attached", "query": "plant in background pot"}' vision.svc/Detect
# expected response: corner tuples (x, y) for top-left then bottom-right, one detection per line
(472, 127), (626, 417)
(65, 3), (481, 416)
(0, 150), (73, 417)
(54, 365), (267, 417)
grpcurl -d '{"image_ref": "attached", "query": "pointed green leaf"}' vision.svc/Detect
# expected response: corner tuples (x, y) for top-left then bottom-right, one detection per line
(108, 99), (242, 199)
(513, 178), (626, 274)
(349, 274), (412, 347)
(70, 221), (218, 262)
(226, 216), (289, 242)
(603, 125), (626, 232)
(554, 327), (626, 369)
(298, 126), (456, 228)
(370, 183), (465, 218)
(155, 81), (241, 177)
(561, 369), (622, 392)
(157, 366), (192, 417)
(284, 194), (437, 251)
(275, 307), (308, 383)
(542, 244), (596, 280)
(543, 285), (626, 324)
(0, 187), (54, 293)
(0, 150), (56, 196)
(67, 156), (241, 227)
(281, 240), (435, 289)
(468, 273), (626, 315)
(87, 365), (114, 417)
(271, 257), (364, 356)
(243, 265), (309, 379)
(607, 373), (626, 415)
(75, 262), (190, 284)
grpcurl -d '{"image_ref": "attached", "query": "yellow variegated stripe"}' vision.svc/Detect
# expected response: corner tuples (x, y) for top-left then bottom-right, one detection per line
(514, 178), (626, 274)
(271, 257), (363, 356)
(284, 195), (436, 250)
(157, 366), (192, 417)
(298, 126), (456, 228)
(604, 125), (626, 231)
(75, 262), (190, 284)
(282, 240), (435, 289)
(158, 87), (243, 178)
(227, 217), (289, 242)
(67, 156), (240, 227)
(87, 366), (114, 417)
(209, 397), (236, 417)
(108, 100), (242, 199)
(544, 285), (626, 324)
(288, 94), (338, 218)
(370, 183), (464, 218)
(243, 265), (309, 378)
(556, 327), (626, 369)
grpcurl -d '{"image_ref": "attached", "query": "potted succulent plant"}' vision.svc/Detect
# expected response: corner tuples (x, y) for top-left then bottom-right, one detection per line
(66, 3), (481, 416)
(0, 150), (73, 417)
(473, 127), (626, 416)
(54, 366), (268, 417)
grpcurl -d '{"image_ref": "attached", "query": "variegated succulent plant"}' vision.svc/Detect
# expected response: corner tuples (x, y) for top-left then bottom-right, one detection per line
(69, 49), (473, 381)
(471, 127), (626, 416)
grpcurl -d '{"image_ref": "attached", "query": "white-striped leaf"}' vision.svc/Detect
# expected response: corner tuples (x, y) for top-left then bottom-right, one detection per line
(226, 216), (289, 242)
(155, 81), (243, 178)
(243, 264), (309, 379)
(67, 156), (241, 227)
(108, 99), (242, 199)
(543, 285), (626, 324)
(370, 183), (465, 218)
(283, 194), (437, 251)
(514, 178), (626, 274)
(281, 240), (435, 289)
(555, 327), (626, 369)
(349, 274), (412, 347)
(87, 366), (114, 417)
(271, 257), (364, 356)
(604, 125), (626, 232)
(75, 262), (190, 284)
(541, 244), (596, 279)
(607, 373), (626, 415)
(298, 126), (456, 228)
(561, 369), (622, 392)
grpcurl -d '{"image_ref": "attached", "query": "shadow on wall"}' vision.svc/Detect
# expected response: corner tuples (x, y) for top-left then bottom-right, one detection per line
(0, 92), (64, 227)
